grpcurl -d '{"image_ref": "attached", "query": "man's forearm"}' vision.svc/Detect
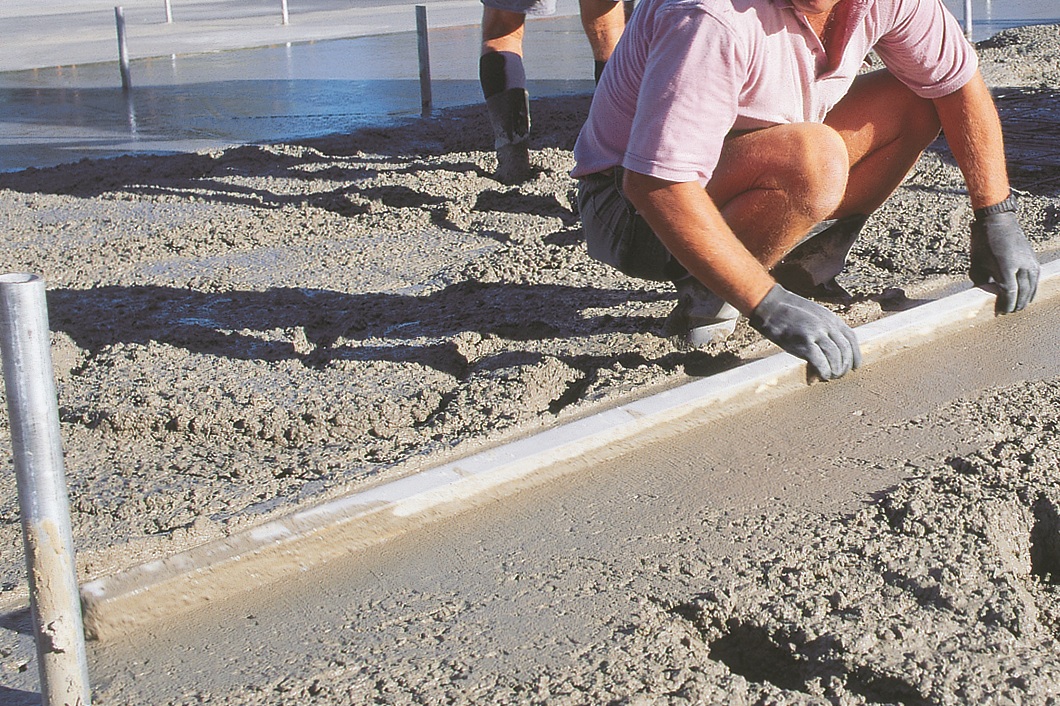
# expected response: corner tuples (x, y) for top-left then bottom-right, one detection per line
(936, 71), (1039, 314)
(932, 71), (1011, 210)
(622, 170), (775, 315)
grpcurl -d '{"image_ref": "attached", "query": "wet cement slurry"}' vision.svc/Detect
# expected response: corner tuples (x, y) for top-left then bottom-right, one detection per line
(0, 3), (1056, 702)
(85, 292), (1060, 702)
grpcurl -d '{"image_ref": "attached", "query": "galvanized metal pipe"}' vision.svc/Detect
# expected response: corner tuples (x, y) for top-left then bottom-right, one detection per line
(416, 5), (432, 115)
(115, 6), (131, 91)
(0, 274), (91, 706)
(964, 0), (973, 37)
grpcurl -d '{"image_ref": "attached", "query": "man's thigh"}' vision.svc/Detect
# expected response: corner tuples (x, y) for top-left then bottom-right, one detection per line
(824, 69), (939, 167)
(705, 122), (845, 207)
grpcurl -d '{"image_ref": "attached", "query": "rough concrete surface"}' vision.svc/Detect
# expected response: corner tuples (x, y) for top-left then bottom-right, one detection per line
(0, 23), (1059, 705)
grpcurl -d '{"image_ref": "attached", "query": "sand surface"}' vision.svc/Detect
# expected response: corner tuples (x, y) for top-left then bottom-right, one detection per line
(1, 23), (1059, 704)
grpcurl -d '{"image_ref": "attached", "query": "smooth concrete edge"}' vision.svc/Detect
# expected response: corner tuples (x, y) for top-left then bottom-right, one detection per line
(79, 261), (1060, 640)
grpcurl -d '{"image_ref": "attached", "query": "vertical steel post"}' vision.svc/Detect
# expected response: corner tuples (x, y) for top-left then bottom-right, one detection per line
(0, 274), (91, 706)
(115, 6), (131, 91)
(964, 0), (973, 38)
(164, 0), (172, 24)
(280, 0), (289, 25)
(416, 5), (432, 115)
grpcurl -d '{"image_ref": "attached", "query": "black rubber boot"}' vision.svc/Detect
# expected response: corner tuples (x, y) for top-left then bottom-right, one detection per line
(771, 214), (868, 301)
(486, 87), (532, 185)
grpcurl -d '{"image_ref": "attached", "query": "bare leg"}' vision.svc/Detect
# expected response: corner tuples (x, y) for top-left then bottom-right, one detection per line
(481, 7), (525, 54)
(579, 0), (626, 62)
(657, 122), (847, 344)
(706, 122), (850, 268)
(825, 69), (942, 217)
(768, 71), (943, 296)
(480, 8), (532, 183)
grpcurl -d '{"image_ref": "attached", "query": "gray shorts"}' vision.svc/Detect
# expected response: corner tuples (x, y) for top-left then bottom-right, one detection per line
(576, 167), (688, 282)
(482, 0), (557, 17)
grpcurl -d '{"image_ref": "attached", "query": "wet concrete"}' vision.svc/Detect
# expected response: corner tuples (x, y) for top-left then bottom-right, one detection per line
(83, 289), (1060, 704)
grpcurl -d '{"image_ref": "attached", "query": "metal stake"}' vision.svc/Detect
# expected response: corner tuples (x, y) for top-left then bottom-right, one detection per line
(115, 6), (131, 91)
(0, 274), (91, 706)
(964, 0), (973, 38)
(416, 5), (432, 115)
(280, 0), (289, 26)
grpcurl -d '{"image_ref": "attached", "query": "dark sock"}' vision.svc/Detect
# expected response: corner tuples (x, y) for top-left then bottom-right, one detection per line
(594, 60), (607, 84)
(479, 51), (527, 100)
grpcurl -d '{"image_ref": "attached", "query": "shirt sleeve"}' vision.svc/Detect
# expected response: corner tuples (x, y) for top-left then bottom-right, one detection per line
(874, 0), (979, 99)
(623, 5), (743, 185)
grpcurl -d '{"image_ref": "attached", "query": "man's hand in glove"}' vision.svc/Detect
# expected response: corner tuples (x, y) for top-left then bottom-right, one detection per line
(970, 196), (1040, 314)
(749, 284), (861, 381)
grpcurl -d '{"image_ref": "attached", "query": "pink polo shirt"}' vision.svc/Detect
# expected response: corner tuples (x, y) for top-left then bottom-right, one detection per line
(572, 0), (978, 185)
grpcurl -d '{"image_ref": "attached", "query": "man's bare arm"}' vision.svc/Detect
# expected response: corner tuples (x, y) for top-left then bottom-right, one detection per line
(932, 71), (1010, 210)
(933, 71), (1039, 313)
(621, 170), (775, 315)
(622, 168), (860, 380)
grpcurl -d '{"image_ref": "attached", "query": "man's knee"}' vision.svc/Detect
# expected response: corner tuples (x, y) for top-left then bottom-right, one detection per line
(779, 123), (849, 221)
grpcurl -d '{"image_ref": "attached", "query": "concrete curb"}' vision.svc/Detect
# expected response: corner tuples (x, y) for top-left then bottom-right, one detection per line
(80, 260), (1060, 640)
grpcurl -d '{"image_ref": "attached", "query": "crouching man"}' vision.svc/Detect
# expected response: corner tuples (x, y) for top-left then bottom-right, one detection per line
(572, 0), (1039, 380)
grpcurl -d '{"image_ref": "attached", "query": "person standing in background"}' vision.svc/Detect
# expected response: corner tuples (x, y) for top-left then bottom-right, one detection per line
(480, 0), (627, 184)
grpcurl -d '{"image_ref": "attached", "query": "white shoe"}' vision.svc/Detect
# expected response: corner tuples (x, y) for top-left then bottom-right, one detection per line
(670, 276), (740, 347)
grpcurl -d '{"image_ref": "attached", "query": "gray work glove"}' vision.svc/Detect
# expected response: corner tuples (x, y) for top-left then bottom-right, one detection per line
(970, 210), (1039, 314)
(749, 284), (861, 381)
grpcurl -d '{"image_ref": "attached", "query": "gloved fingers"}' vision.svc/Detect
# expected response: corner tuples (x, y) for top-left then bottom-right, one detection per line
(1014, 266), (1039, 312)
(827, 330), (858, 379)
(812, 333), (855, 381)
(842, 326), (862, 370)
(750, 285), (860, 381)
(970, 211), (1041, 313)
(994, 271), (1018, 314)
(802, 341), (834, 381)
